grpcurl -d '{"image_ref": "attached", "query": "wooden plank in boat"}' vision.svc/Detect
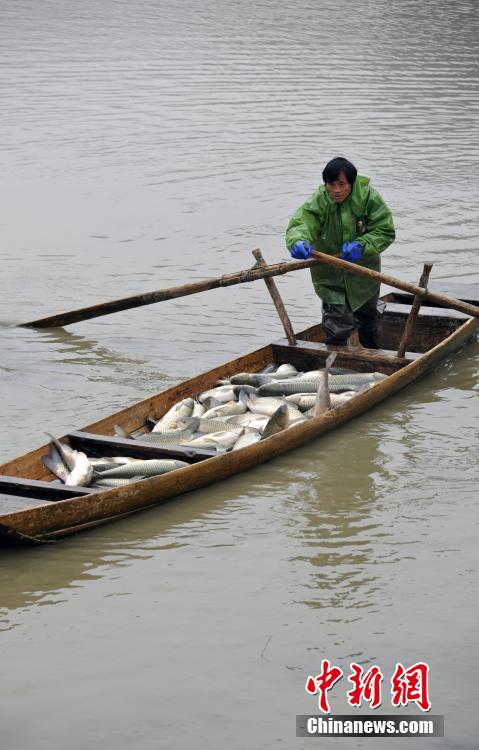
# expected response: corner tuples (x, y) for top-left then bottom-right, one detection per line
(67, 431), (218, 462)
(383, 283), (479, 310)
(0, 494), (54, 514)
(0, 476), (93, 500)
(272, 339), (421, 374)
(384, 300), (471, 320)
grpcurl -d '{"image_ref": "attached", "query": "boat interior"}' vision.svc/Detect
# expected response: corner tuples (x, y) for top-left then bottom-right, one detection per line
(272, 291), (471, 376)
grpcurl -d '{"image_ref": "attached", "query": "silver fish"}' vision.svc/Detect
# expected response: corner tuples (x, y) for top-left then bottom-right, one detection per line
(153, 398), (195, 431)
(224, 413), (269, 430)
(286, 392), (358, 410)
(330, 391), (359, 406)
(198, 385), (238, 404)
(45, 433), (93, 487)
(284, 393), (310, 406)
(313, 352), (337, 417)
(99, 459), (189, 479)
(229, 373), (268, 386)
(248, 363), (299, 378)
(90, 460), (134, 472)
(186, 430), (242, 450)
(260, 363), (277, 374)
(90, 457), (127, 466)
(42, 444), (70, 483)
(191, 401), (206, 418)
(201, 396), (221, 411)
(303, 391), (358, 417)
(137, 428), (194, 444)
(261, 404), (289, 438)
(179, 416), (248, 436)
(295, 369), (323, 379)
(202, 400), (247, 419)
(115, 423), (193, 444)
(244, 416), (270, 430)
(295, 368), (352, 378)
(259, 372), (386, 396)
(91, 478), (139, 488)
(241, 392), (304, 422)
(233, 385), (259, 396)
(271, 363), (300, 378)
(232, 431), (262, 450)
(199, 385), (258, 403)
(114, 424), (135, 439)
(329, 372), (387, 386)
(228, 363), (299, 386)
(258, 379), (319, 396)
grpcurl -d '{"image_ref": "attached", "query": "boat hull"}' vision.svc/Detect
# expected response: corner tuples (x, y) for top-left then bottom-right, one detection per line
(0, 310), (476, 543)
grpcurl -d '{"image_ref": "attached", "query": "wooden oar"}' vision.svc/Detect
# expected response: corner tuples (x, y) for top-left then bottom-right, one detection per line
(18, 250), (479, 328)
(18, 257), (317, 329)
(311, 250), (479, 318)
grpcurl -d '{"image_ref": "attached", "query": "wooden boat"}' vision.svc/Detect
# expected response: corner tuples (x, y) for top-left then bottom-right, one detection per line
(0, 283), (477, 545)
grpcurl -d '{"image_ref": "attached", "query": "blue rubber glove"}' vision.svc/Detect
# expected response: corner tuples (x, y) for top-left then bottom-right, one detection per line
(290, 240), (312, 260)
(341, 241), (363, 263)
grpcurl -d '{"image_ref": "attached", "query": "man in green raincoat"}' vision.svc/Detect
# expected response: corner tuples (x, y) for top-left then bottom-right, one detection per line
(286, 157), (395, 348)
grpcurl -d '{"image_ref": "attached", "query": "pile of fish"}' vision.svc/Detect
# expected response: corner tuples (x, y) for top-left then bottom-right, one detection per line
(42, 360), (387, 490)
(42, 433), (190, 490)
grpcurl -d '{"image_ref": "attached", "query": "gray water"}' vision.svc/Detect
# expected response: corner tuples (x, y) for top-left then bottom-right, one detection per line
(1, 1), (478, 748)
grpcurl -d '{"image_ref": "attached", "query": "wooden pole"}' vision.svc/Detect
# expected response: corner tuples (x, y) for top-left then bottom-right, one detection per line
(311, 250), (479, 318)
(17, 249), (479, 329)
(252, 248), (296, 345)
(397, 263), (433, 358)
(18, 257), (316, 329)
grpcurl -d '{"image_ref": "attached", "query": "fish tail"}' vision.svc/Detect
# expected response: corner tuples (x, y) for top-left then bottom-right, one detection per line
(44, 432), (75, 471)
(325, 352), (338, 373)
(114, 424), (135, 439)
(42, 452), (63, 482)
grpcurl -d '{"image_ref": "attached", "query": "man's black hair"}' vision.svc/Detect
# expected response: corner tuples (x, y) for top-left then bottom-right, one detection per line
(322, 157), (357, 185)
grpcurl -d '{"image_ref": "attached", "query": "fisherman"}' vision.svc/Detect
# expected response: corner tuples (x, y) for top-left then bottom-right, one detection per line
(285, 157), (395, 349)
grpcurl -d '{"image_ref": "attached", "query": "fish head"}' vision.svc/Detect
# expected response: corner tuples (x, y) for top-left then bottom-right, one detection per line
(201, 396), (221, 411)
(238, 389), (250, 405)
(177, 416), (199, 431)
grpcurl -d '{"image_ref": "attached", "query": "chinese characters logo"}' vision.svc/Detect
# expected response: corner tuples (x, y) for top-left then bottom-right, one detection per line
(306, 661), (431, 713)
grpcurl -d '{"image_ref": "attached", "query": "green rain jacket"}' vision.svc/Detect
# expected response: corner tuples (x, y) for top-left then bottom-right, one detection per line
(286, 175), (395, 311)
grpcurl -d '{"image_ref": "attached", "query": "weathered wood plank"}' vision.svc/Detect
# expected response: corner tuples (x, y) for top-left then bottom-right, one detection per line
(272, 339), (421, 375)
(0, 494), (53, 513)
(0, 476), (93, 500)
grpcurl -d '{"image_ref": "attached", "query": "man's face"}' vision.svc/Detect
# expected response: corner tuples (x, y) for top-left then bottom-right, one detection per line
(325, 171), (352, 204)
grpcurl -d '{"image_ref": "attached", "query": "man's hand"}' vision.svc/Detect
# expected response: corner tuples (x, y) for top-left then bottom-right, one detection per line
(341, 241), (363, 263)
(290, 241), (313, 260)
